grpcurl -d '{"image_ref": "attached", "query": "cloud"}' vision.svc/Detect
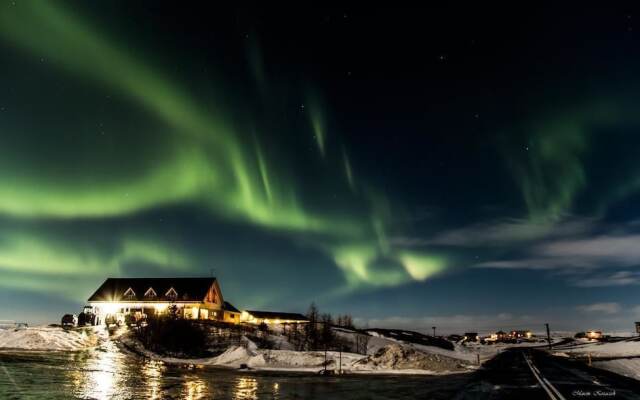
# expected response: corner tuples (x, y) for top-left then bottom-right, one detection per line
(572, 271), (640, 288)
(457, 216), (640, 287)
(541, 235), (640, 265)
(476, 233), (640, 276)
(394, 217), (594, 247)
(577, 303), (621, 315)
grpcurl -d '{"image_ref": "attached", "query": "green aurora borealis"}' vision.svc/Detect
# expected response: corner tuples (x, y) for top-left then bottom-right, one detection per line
(3, 3), (640, 329)
(0, 2), (444, 304)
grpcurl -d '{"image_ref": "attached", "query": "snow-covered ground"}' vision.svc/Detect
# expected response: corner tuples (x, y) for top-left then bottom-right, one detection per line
(131, 344), (471, 375)
(359, 329), (483, 363)
(352, 344), (473, 374)
(12, 323), (638, 380)
(555, 338), (640, 358)
(120, 332), (474, 375)
(364, 328), (556, 363)
(0, 326), (103, 351)
(553, 338), (640, 381)
(592, 359), (640, 381)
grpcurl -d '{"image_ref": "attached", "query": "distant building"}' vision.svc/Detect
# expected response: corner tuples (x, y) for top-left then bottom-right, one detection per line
(586, 330), (603, 340)
(464, 332), (478, 341)
(489, 330), (507, 341)
(510, 330), (533, 339)
(241, 310), (308, 325)
(88, 277), (225, 322)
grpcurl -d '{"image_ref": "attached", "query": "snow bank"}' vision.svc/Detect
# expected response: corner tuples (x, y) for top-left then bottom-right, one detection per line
(593, 359), (640, 381)
(0, 327), (100, 351)
(212, 345), (265, 368)
(352, 344), (471, 373)
(552, 338), (640, 381)
(260, 349), (364, 371)
(209, 346), (365, 371)
(561, 339), (640, 358)
(147, 343), (470, 375)
(121, 329), (480, 375)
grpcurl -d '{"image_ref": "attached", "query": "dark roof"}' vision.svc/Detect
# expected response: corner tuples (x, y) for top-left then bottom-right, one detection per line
(88, 277), (217, 302)
(245, 310), (308, 321)
(223, 301), (240, 313)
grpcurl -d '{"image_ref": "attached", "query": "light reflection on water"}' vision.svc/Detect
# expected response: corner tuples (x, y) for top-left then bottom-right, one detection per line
(182, 374), (209, 400)
(0, 340), (469, 399)
(141, 359), (165, 399)
(234, 376), (258, 400)
(70, 340), (125, 399)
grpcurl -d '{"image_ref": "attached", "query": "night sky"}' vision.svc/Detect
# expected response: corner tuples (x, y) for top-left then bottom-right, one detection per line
(2, 2), (640, 332)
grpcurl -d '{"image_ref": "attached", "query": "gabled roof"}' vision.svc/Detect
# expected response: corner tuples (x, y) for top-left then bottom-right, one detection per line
(245, 310), (308, 321)
(223, 301), (240, 313)
(88, 277), (217, 302)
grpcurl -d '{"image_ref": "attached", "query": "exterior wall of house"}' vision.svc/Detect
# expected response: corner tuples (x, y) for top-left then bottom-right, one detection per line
(89, 301), (229, 323)
(200, 281), (224, 320)
(89, 301), (200, 315)
(203, 282), (223, 307)
(223, 311), (240, 324)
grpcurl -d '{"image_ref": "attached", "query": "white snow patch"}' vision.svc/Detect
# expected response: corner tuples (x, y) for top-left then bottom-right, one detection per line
(552, 338), (640, 381)
(561, 339), (640, 358)
(0, 326), (101, 351)
(593, 358), (640, 381)
(352, 344), (472, 374)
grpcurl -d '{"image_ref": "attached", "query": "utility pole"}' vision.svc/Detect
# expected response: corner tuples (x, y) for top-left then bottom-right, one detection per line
(545, 323), (552, 350)
(324, 344), (327, 375)
(432, 326), (436, 337)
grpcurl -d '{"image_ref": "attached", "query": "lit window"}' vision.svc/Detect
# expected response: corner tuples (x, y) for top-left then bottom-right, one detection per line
(144, 287), (157, 298)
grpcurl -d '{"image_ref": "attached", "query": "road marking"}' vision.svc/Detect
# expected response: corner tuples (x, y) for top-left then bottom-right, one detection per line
(523, 353), (567, 400)
(543, 376), (567, 400)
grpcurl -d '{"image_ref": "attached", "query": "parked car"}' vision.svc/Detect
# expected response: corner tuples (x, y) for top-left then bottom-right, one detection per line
(78, 306), (97, 326)
(61, 314), (77, 328)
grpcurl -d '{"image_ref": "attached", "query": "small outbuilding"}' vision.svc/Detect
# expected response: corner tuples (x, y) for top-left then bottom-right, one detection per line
(241, 310), (308, 325)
